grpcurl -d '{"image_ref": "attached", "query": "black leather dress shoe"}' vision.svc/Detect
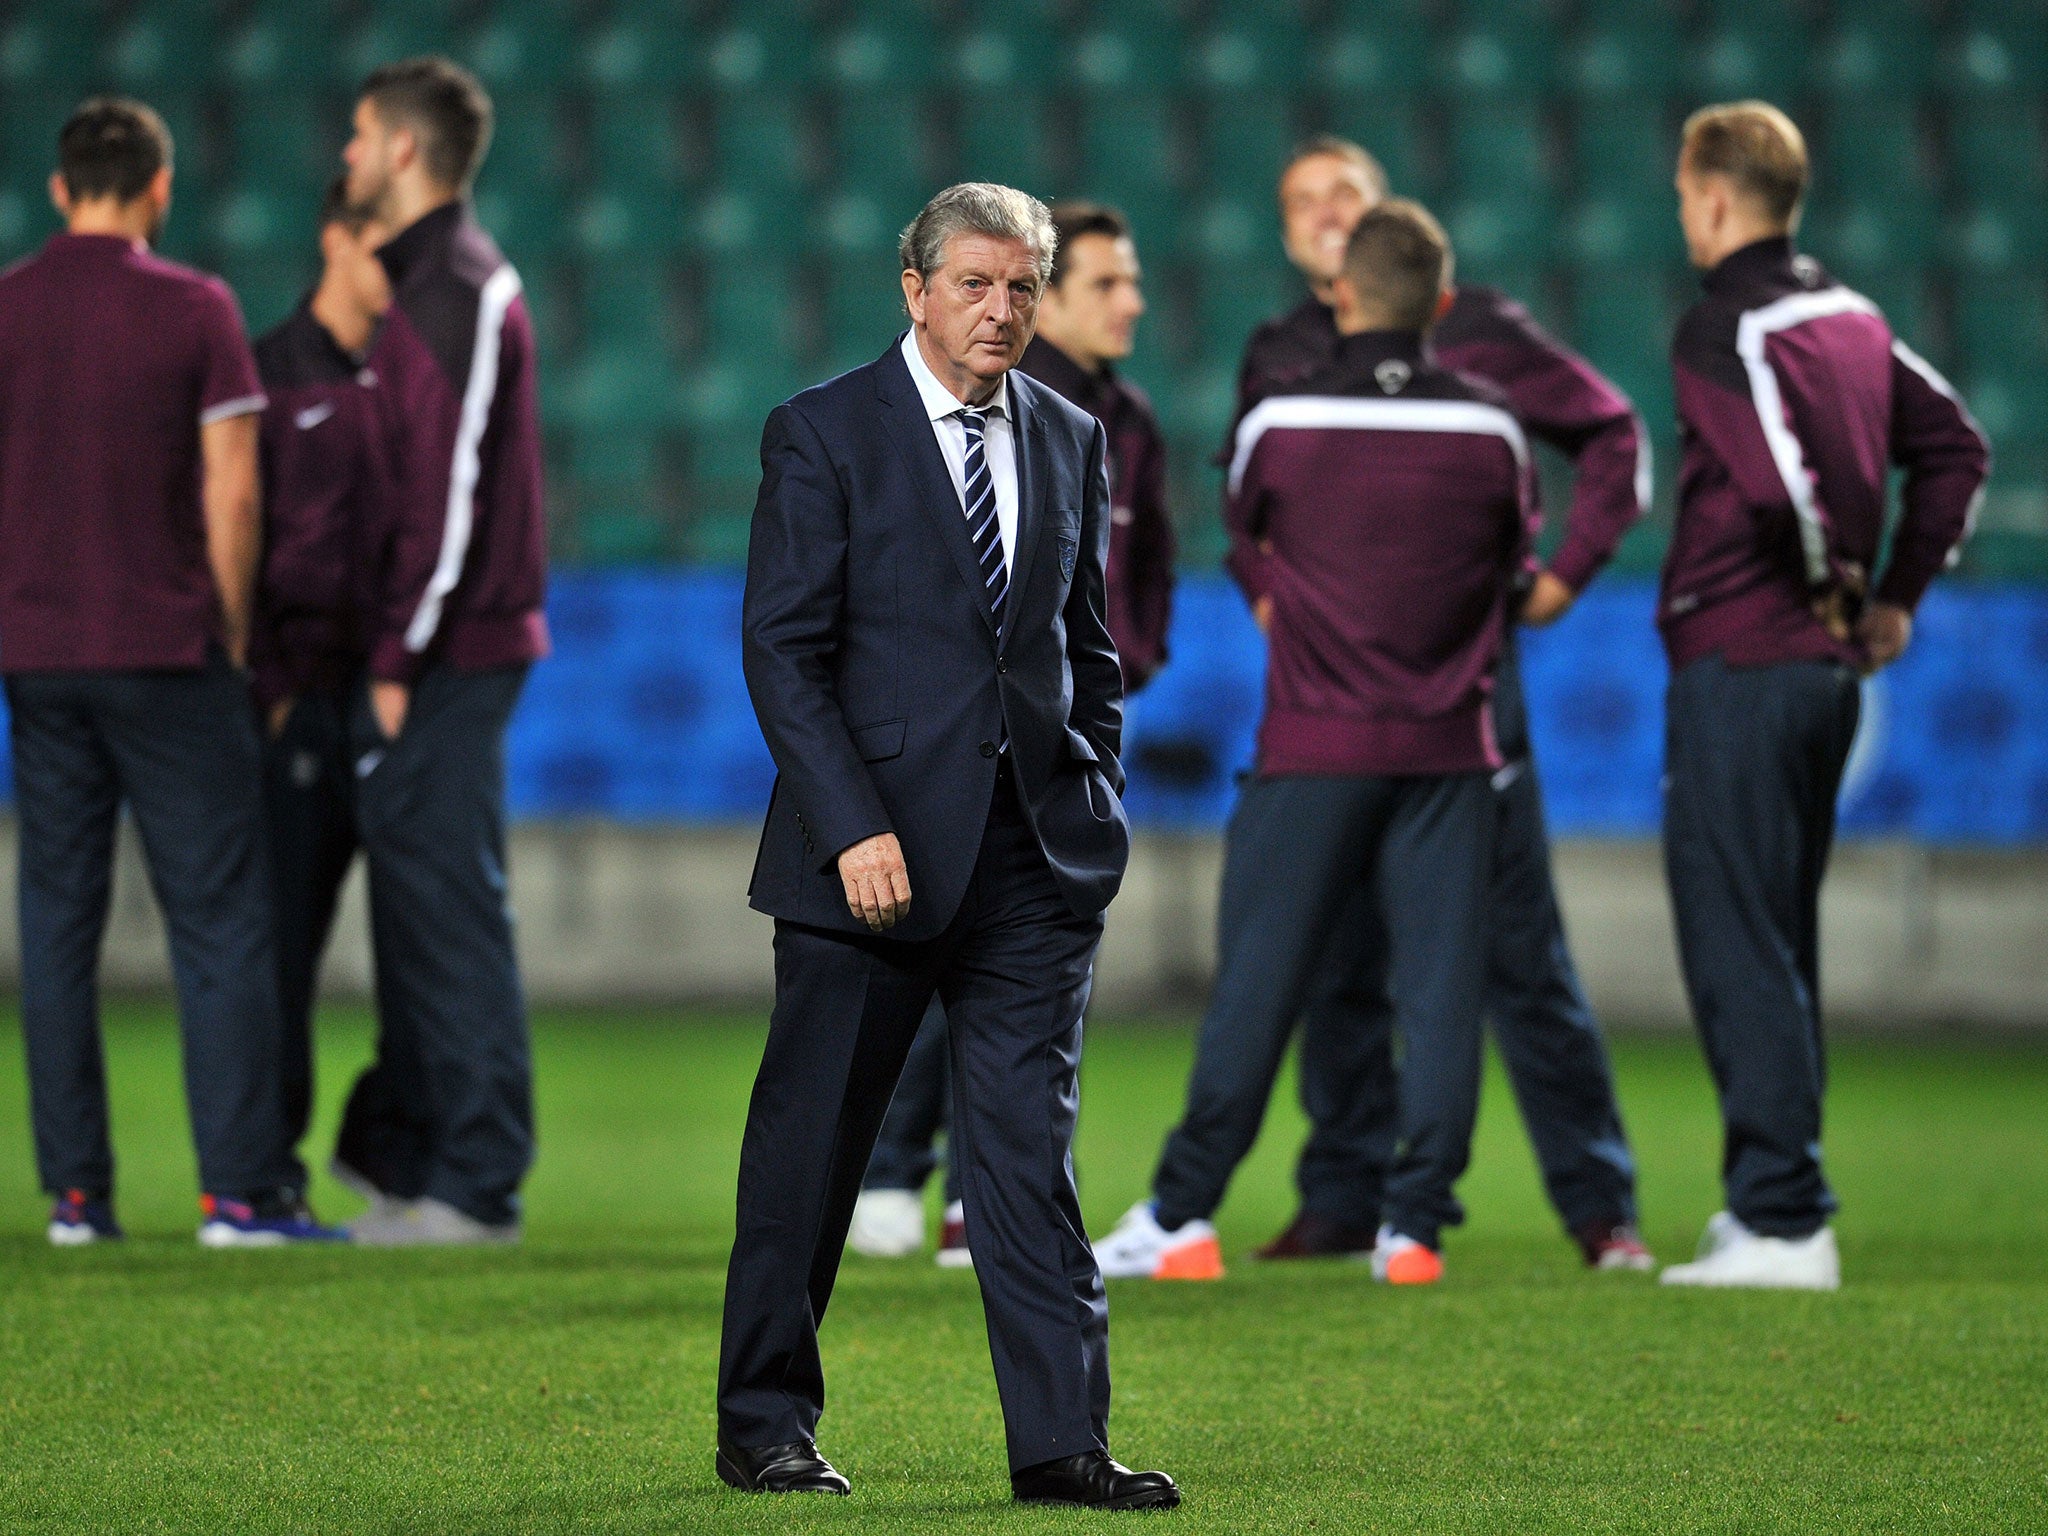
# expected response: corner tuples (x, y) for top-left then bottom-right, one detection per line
(1012, 1450), (1180, 1510)
(715, 1436), (851, 1495)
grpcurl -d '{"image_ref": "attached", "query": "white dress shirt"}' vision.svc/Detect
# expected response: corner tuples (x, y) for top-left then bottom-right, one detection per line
(900, 330), (1020, 572)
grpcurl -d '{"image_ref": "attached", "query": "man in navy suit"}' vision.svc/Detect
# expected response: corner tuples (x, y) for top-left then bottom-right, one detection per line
(717, 183), (1179, 1511)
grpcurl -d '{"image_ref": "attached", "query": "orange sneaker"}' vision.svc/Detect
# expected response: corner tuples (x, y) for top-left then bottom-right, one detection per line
(1095, 1201), (1226, 1280)
(1370, 1227), (1443, 1285)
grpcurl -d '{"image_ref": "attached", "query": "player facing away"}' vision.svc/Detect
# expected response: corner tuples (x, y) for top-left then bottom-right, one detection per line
(1096, 201), (1536, 1286)
(1654, 104), (1988, 1290)
(0, 99), (342, 1245)
(249, 178), (426, 1205)
(333, 58), (551, 1245)
(848, 200), (1176, 1270)
(1113, 136), (1652, 1277)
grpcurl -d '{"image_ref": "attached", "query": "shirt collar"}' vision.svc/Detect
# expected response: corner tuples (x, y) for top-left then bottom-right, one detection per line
(900, 330), (1009, 425)
(1704, 234), (1797, 295)
(376, 200), (467, 288)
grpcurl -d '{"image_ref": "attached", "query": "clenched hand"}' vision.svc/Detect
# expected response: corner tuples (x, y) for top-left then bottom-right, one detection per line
(839, 832), (912, 932)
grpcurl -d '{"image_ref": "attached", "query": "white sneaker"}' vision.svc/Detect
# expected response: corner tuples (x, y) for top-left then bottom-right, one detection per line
(348, 1197), (520, 1248)
(1092, 1201), (1224, 1280)
(848, 1189), (924, 1258)
(1369, 1225), (1444, 1285)
(329, 1157), (407, 1222)
(1659, 1212), (1840, 1290)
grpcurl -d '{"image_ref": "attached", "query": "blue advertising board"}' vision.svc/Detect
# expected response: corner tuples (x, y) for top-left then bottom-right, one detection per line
(3, 573), (2044, 843)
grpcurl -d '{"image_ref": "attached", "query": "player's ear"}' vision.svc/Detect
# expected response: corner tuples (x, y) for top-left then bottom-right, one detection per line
(1434, 287), (1456, 323)
(901, 268), (926, 326)
(148, 165), (172, 210)
(47, 171), (69, 218)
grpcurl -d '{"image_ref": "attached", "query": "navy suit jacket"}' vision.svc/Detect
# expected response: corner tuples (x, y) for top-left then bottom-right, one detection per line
(743, 336), (1130, 942)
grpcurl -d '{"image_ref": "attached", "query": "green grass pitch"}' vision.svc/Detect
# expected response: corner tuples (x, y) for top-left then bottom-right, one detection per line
(0, 1004), (2044, 1533)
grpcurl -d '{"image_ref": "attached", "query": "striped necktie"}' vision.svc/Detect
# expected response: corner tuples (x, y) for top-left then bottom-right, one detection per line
(958, 407), (1009, 637)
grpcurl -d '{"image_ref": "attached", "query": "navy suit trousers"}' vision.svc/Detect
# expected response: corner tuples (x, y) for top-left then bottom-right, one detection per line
(1285, 641), (1639, 1235)
(7, 656), (294, 1199)
(719, 770), (1109, 1473)
(1150, 771), (1494, 1250)
(860, 996), (960, 1203)
(1663, 654), (1860, 1239)
(338, 665), (530, 1226)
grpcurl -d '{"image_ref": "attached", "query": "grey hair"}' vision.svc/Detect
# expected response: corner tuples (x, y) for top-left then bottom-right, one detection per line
(898, 182), (1057, 285)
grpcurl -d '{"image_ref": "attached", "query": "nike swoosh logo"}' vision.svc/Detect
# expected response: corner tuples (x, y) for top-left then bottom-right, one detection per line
(294, 402), (336, 430)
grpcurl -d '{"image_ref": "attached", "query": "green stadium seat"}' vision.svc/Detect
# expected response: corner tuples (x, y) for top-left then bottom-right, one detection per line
(1812, 17), (1936, 100)
(1955, 276), (2048, 379)
(1195, 259), (1297, 370)
(1819, 102), (1933, 204)
(485, 92), (570, 197)
(1189, 11), (1308, 97)
(469, 182), (571, 261)
(1947, 99), (2045, 204)
(1940, 14), (2047, 96)
(831, 91), (939, 212)
(1563, 197), (1679, 271)
(578, 259), (679, 356)
(2, 89), (70, 191)
(218, 255), (312, 339)
(1564, 21), (1684, 101)
(1689, 14), (1808, 102)
(104, 1), (218, 96)
(1576, 102), (1672, 199)
(1079, 96), (1184, 251)
(955, 90), (1054, 195)
(701, 8), (814, 89)
(227, 90), (341, 196)
(1946, 201), (2048, 274)
(1316, 12), (1432, 100)
(701, 259), (800, 367)
(1439, 3), (1557, 98)
(950, 15), (1061, 92)
(1068, 4), (1182, 93)
(1322, 101), (1430, 198)
(823, 9), (938, 92)
(463, 1), (581, 92)
(516, 259), (574, 364)
(581, 16), (692, 90)
(825, 263), (909, 376)
(588, 91), (688, 197)
(562, 349), (681, 435)
(1198, 97), (1293, 203)
(690, 184), (808, 257)
(220, 2), (343, 90)
(211, 184), (303, 260)
(1, 4), (99, 93)
(1570, 272), (1676, 429)
(1448, 100), (1557, 209)
(1804, 194), (1941, 272)
(1179, 194), (1265, 264)
(572, 186), (688, 259)
(710, 91), (810, 197)
(338, 9), (457, 91)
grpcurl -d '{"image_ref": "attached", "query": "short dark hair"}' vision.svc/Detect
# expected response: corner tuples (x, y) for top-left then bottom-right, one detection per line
(1341, 198), (1452, 331)
(1047, 202), (1132, 287)
(1280, 134), (1390, 203)
(359, 56), (493, 190)
(318, 174), (373, 235)
(58, 97), (172, 203)
(1681, 101), (1808, 226)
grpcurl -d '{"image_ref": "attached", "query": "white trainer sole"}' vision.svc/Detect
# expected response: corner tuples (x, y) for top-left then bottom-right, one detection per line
(47, 1222), (99, 1247)
(199, 1221), (290, 1249)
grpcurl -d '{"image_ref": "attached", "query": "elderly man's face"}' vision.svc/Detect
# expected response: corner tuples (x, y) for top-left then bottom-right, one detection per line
(903, 233), (1042, 401)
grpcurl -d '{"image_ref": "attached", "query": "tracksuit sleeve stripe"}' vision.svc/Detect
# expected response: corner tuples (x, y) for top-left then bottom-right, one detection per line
(1733, 287), (1880, 587)
(1890, 337), (1992, 567)
(200, 392), (268, 425)
(1228, 395), (1530, 496)
(403, 263), (523, 655)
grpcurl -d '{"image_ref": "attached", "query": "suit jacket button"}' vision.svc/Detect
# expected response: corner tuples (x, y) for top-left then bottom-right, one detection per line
(979, 740), (997, 758)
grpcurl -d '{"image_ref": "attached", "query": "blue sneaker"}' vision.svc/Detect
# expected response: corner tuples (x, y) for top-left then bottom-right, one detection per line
(48, 1189), (122, 1246)
(198, 1193), (349, 1248)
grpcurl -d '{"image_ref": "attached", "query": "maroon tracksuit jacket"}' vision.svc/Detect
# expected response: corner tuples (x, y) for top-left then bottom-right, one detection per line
(1227, 330), (1538, 777)
(1234, 286), (1647, 594)
(1662, 237), (1990, 671)
(249, 301), (384, 708)
(1018, 335), (1175, 689)
(364, 202), (549, 684)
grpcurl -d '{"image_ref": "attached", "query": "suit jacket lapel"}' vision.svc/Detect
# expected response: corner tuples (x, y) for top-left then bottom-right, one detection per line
(875, 342), (997, 640)
(1006, 377), (1047, 624)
